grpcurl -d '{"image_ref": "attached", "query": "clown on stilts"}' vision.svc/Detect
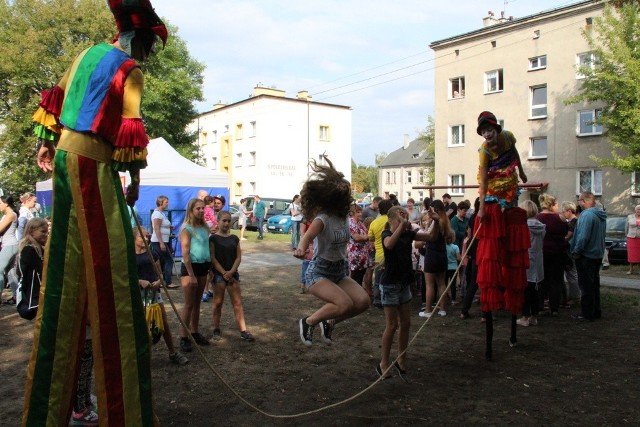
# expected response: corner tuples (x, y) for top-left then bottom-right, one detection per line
(24, 1), (167, 425)
(474, 111), (530, 361)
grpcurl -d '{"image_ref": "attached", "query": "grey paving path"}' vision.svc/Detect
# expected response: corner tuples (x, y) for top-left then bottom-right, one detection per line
(600, 275), (640, 291)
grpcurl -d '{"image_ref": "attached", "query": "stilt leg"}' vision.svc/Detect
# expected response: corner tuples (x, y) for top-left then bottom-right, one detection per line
(484, 311), (493, 360)
(509, 314), (517, 347)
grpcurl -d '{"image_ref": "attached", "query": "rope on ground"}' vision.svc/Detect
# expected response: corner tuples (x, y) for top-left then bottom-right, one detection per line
(132, 213), (481, 419)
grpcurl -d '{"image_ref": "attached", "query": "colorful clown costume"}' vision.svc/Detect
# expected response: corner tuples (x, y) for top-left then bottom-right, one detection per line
(25, 43), (156, 427)
(475, 130), (530, 315)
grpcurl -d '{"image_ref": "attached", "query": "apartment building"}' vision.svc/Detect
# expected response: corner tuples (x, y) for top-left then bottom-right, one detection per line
(188, 86), (352, 204)
(429, 0), (636, 214)
(378, 135), (434, 202)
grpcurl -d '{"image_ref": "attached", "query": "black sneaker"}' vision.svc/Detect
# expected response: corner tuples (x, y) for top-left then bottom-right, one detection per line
(180, 337), (192, 353)
(212, 328), (222, 340)
(191, 332), (210, 346)
(319, 320), (333, 345)
(299, 317), (314, 346)
(240, 331), (255, 342)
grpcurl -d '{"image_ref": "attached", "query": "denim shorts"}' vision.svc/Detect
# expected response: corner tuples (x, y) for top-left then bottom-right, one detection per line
(213, 272), (240, 285)
(305, 257), (348, 289)
(379, 282), (413, 307)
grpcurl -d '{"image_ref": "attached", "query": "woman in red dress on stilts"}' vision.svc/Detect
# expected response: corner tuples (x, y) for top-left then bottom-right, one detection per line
(474, 111), (530, 360)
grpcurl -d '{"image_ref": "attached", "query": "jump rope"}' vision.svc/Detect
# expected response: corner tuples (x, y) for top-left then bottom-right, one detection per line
(133, 212), (482, 419)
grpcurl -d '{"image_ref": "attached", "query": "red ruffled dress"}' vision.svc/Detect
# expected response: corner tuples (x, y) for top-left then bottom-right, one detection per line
(474, 132), (530, 314)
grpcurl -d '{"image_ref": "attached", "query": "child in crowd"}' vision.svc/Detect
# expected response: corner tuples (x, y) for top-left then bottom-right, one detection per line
(517, 200), (546, 327)
(294, 156), (370, 346)
(417, 200), (452, 318)
(209, 211), (255, 341)
(377, 206), (439, 379)
(445, 230), (461, 303)
(179, 198), (211, 352)
(362, 217), (376, 297)
(134, 226), (189, 365)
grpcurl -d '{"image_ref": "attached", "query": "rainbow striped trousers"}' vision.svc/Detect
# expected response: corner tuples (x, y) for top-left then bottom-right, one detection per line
(23, 148), (155, 426)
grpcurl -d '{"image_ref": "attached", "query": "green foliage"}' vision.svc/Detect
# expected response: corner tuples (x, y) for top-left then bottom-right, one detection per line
(416, 115), (435, 185)
(351, 164), (378, 194)
(566, 3), (640, 173)
(0, 0), (204, 195)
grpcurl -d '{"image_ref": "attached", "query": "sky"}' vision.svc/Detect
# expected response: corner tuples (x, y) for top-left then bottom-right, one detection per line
(151, 0), (583, 165)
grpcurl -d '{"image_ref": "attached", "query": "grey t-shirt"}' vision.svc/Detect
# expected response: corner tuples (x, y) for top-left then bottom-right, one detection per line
(313, 212), (349, 261)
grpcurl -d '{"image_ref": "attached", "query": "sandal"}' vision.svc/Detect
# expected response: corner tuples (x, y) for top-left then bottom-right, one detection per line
(393, 361), (409, 383)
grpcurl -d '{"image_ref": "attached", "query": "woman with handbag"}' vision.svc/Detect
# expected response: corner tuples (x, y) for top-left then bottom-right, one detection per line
(151, 195), (178, 288)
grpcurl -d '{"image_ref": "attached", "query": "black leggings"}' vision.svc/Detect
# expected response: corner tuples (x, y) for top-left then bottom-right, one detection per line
(461, 259), (478, 315)
(522, 281), (539, 317)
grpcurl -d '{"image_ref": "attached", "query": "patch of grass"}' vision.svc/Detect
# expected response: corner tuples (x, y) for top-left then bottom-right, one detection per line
(602, 288), (640, 308)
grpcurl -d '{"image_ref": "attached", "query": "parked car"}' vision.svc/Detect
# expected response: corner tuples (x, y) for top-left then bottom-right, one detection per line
(266, 208), (293, 234)
(228, 205), (241, 229)
(244, 197), (291, 232)
(605, 215), (627, 264)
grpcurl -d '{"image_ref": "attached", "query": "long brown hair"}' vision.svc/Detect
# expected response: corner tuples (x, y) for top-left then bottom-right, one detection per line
(18, 218), (48, 259)
(182, 198), (206, 229)
(430, 200), (452, 239)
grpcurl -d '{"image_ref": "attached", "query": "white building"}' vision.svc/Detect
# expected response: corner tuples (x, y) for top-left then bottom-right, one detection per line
(188, 86), (352, 204)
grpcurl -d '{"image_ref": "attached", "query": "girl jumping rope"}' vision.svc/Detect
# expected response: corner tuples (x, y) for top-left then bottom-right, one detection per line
(294, 157), (370, 346)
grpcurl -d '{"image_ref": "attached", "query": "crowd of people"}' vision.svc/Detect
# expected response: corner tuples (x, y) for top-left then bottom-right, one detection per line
(0, 99), (632, 423)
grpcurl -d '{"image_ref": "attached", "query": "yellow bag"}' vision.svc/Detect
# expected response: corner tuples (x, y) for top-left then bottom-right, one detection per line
(145, 303), (164, 344)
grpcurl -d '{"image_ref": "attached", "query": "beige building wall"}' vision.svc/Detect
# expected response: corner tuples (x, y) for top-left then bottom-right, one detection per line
(379, 165), (431, 202)
(430, 1), (636, 214)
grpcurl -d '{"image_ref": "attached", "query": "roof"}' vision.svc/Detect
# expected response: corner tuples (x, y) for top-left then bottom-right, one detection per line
(429, 0), (602, 49)
(199, 94), (351, 116)
(379, 138), (434, 168)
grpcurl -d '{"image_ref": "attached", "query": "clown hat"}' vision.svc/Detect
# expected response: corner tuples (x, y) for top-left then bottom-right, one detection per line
(476, 111), (502, 135)
(109, 0), (168, 47)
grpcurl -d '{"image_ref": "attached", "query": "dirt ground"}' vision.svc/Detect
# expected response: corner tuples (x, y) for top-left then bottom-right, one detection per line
(1, 235), (640, 426)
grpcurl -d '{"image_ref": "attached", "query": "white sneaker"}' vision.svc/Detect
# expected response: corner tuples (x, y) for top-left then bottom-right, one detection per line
(516, 317), (530, 327)
(418, 311), (433, 318)
(438, 310), (447, 317)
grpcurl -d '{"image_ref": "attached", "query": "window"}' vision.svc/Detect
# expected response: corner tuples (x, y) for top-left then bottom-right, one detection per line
(418, 191), (424, 200)
(385, 172), (390, 184)
(578, 170), (603, 196)
(200, 131), (208, 146)
(576, 52), (599, 78)
(533, 30), (540, 39)
(418, 170), (425, 184)
(235, 123), (243, 140)
(249, 182), (256, 194)
(235, 182), (242, 196)
(211, 156), (217, 169)
(577, 109), (603, 136)
(484, 69), (503, 93)
(319, 125), (330, 141)
(449, 76), (465, 99)
(406, 171), (412, 184)
(391, 171), (396, 184)
(317, 154), (326, 165)
(449, 174), (465, 196)
(250, 121), (256, 137)
(235, 153), (242, 167)
(530, 85), (547, 118)
(449, 124), (465, 147)
(529, 137), (548, 159)
(224, 124), (229, 132)
(406, 192), (411, 200)
(632, 172), (640, 196)
(211, 130), (217, 143)
(249, 151), (256, 166)
(529, 55), (547, 71)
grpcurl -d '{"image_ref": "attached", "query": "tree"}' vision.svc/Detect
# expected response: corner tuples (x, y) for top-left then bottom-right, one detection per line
(0, 0), (204, 194)
(566, 2), (640, 172)
(415, 115), (435, 185)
